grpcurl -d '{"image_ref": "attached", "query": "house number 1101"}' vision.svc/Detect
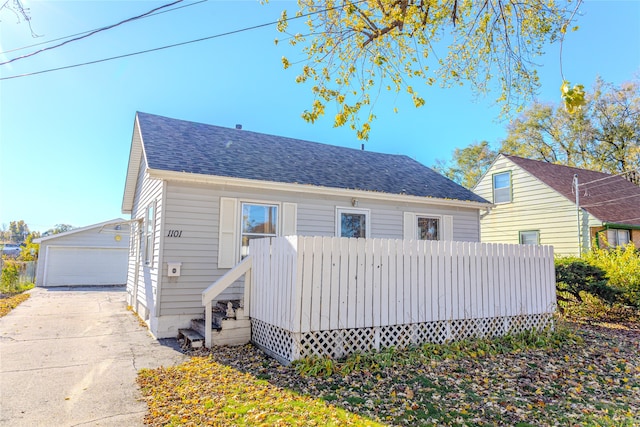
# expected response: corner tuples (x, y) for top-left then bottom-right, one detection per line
(167, 230), (183, 237)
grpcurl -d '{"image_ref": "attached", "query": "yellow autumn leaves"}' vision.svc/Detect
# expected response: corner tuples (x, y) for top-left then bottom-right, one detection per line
(273, 0), (578, 139)
(137, 356), (382, 426)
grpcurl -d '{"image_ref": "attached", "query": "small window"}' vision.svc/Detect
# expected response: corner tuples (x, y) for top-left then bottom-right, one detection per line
(493, 171), (512, 203)
(337, 208), (370, 238)
(519, 230), (539, 245)
(144, 202), (156, 265)
(607, 229), (630, 247)
(417, 216), (439, 240)
(241, 203), (278, 258)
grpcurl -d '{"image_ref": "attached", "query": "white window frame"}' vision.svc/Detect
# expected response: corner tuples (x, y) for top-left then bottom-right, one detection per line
(218, 198), (297, 269)
(519, 230), (540, 245)
(144, 201), (156, 266)
(404, 212), (453, 241)
(240, 201), (279, 258)
(336, 207), (371, 238)
(607, 229), (630, 247)
(493, 171), (512, 204)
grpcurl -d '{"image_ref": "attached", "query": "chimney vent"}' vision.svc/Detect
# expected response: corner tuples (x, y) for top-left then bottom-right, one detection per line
(235, 124), (242, 130)
(361, 143), (365, 151)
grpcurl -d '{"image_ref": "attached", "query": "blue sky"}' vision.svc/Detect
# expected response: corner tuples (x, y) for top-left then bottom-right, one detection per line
(0, 0), (638, 234)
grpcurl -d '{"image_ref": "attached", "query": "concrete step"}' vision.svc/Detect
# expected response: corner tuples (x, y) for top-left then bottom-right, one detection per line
(177, 328), (204, 349)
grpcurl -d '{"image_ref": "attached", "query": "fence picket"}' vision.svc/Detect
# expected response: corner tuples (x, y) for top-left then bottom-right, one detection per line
(248, 236), (557, 362)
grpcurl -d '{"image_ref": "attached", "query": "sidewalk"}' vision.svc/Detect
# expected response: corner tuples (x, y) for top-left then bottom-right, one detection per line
(0, 287), (188, 427)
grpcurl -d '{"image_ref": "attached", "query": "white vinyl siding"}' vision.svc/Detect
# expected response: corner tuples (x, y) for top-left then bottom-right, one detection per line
(475, 155), (589, 256)
(160, 184), (219, 318)
(150, 181), (483, 335)
(125, 156), (163, 317)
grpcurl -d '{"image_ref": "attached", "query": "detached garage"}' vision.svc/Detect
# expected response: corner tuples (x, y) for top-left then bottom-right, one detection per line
(34, 219), (130, 287)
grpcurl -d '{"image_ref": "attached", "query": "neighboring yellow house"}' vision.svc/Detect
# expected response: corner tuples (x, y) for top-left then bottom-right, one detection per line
(473, 154), (640, 256)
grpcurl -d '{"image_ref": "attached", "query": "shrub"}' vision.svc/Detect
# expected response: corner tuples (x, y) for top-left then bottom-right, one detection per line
(0, 260), (34, 295)
(1, 261), (19, 293)
(583, 244), (640, 308)
(555, 257), (623, 306)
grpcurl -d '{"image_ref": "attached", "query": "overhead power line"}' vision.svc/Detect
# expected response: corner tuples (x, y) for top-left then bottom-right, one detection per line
(1, 20), (279, 80)
(0, 0), (184, 66)
(580, 192), (640, 209)
(578, 167), (640, 188)
(0, 0), (208, 55)
(0, 1), (366, 81)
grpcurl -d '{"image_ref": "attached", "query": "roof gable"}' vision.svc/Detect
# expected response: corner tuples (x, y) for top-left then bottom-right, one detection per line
(505, 155), (640, 226)
(133, 112), (488, 204)
(34, 219), (127, 243)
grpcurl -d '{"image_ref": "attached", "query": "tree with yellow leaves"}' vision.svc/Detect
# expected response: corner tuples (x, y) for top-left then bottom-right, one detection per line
(276, 0), (582, 139)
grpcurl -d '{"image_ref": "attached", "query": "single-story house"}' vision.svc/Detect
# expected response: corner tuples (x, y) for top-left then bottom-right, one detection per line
(34, 219), (130, 287)
(121, 112), (492, 339)
(473, 154), (640, 256)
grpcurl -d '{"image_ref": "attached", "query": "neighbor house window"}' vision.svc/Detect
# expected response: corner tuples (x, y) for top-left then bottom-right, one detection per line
(493, 171), (512, 203)
(144, 202), (156, 265)
(519, 230), (539, 245)
(607, 229), (630, 247)
(337, 208), (370, 238)
(241, 203), (278, 258)
(417, 216), (439, 240)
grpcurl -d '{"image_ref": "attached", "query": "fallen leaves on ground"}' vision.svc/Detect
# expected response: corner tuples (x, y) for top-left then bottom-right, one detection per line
(0, 293), (29, 317)
(138, 322), (639, 426)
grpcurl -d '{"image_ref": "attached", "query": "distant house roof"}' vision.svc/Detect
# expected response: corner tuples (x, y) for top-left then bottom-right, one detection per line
(505, 155), (640, 227)
(128, 112), (488, 205)
(34, 218), (128, 243)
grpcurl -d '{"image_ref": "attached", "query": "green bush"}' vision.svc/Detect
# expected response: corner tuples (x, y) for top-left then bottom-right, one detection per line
(1, 261), (20, 293)
(555, 257), (623, 306)
(0, 260), (33, 295)
(584, 244), (640, 308)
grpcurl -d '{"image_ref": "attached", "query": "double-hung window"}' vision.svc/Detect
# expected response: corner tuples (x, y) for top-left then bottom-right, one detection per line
(144, 202), (156, 266)
(493, 171), (512, 203)
(337, 208), (370, 238)
(607, 229), (630, 247)
(240, 203), (278, 258)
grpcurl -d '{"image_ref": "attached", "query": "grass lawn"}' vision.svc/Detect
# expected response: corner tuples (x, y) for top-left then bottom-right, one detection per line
(138, 321), (639, 426)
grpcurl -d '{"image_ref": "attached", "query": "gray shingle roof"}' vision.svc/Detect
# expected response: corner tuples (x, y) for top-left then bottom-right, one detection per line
(136, 112), (488, 204)
(506, 155), (640, 226)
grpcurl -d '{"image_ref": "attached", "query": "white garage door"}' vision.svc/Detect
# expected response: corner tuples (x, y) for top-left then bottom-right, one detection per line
(45, 247), (128, 286)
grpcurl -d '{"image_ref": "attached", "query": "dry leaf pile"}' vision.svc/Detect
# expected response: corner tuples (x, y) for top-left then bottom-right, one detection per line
(138, 322), (639, 426)
(0, 293), (29, 317)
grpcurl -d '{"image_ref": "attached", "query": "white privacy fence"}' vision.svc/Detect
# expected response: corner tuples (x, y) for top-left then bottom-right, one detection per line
(249, 236), (556, 363)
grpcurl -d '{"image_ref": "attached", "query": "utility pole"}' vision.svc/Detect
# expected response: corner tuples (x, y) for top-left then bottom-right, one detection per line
(573, 174), (581, 255)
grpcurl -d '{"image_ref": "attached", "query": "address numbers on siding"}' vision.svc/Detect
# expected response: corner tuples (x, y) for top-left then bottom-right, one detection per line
(166, 230), (183, 237)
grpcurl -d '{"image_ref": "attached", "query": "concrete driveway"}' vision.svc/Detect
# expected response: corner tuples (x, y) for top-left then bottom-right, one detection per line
(0, 287), (188, 427)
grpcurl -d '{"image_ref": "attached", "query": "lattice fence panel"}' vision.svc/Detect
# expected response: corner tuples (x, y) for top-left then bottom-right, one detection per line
(252, 313), (555, 363)
(251, 319), (294, 362)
